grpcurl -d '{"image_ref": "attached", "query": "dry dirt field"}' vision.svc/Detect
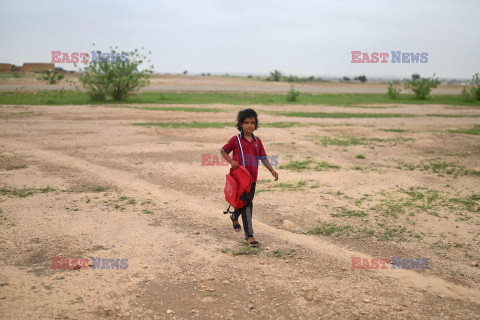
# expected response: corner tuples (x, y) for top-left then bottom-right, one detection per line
(0, 97), (480, 319)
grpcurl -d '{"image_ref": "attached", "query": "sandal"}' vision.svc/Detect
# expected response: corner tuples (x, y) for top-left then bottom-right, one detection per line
(246, 236), (260, 247)
(230, 214), (241, 232)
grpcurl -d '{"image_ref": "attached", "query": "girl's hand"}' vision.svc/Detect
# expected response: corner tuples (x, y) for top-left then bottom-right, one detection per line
(271, 170), (279, 181)
(231, 160), (239, 169)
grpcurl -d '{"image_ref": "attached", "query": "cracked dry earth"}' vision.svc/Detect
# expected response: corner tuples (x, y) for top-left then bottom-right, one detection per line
(0, 103), (479, 319)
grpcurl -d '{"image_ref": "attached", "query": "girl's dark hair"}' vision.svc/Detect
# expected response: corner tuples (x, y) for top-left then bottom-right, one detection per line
(236, 108), (258, 132)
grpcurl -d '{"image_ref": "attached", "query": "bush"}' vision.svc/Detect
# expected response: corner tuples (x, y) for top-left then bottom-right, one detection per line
(404, 74), (438, 99)
(387, 82), (401, 98)
(269, 70), (282, 81)
(76, 47), (153, 101)
(461, 73), (480, 102)
(354, 75), (367, 83)
(285, 86), (300, 102)
(37, 69), (64, 84)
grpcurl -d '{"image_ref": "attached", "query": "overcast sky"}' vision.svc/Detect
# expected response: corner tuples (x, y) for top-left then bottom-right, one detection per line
(0, 0), (479, 78)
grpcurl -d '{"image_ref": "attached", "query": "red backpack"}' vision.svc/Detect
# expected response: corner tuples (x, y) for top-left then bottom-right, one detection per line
(223, 134), (253, 214)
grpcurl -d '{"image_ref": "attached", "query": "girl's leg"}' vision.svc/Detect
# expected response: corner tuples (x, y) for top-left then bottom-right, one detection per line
(242, 204), (254, 240)
(233, 207), (243, 221)
(241, 182), (256, 240)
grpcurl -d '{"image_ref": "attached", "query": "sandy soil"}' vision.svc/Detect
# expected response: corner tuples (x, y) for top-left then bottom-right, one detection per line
(0, 101), (479, 319)
(0, 74), (465, 94)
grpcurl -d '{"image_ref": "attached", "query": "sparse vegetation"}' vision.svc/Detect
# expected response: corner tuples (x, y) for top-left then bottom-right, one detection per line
(0, 186), (55, 197)
(314, 161), (341, 171)
(461, 73), (480, 102)
(2, 91), (480, 106)
(379, 128), (407, 132)
(447, 125), (480, 135)
(220, 243), (263, 256)
(285, 86), (300, 102)
(270, 111), (412, 119)
(278, 158), (341, 172)
(271, 248), (297, 258)
(404, 74), (439, 99)
(76, 47), (153, 101)
(387, 82), (401, 98)
(395, 160), (480, 177)
(37, 69), (64, 84)
(330, 207), (367, 218)
(373, 187), (480, 218)
(308, 222), (355, 237)
(311, 134), (415, 147)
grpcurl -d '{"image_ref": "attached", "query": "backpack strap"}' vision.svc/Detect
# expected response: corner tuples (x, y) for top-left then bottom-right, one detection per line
(223, 204), (234, 214)
(236, 134), (245, 166)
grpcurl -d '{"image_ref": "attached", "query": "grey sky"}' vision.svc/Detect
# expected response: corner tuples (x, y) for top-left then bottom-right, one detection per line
(1, 0), (479, 78)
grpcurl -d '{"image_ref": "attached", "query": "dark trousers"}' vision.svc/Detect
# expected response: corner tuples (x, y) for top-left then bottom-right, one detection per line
(233, 182), (256, 240)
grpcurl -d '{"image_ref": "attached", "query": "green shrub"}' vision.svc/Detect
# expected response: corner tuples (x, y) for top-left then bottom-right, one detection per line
(387, 82), (401, 98)
(404, 74), (438, 99)
(285, 86), (300, 101)
(269, 69), (282, 81)
(37, 69), (64, 84)
(461, 73), (480, 102)
(76, 47), (153, 101)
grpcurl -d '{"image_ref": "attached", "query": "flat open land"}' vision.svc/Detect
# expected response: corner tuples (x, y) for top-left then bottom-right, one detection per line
(0, 74), (466, 94)
(1, 77), (480, 319)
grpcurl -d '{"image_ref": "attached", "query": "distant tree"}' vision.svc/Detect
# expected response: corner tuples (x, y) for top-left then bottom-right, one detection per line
(343, 77), (351, 82)
(354, 75), (367, 83)
(269, 69), (282, 81)
(285, 75), (298, 82)
(183, 70), (188, 75)
(411, 74), (420, 82)
(76, 47), (153, 101)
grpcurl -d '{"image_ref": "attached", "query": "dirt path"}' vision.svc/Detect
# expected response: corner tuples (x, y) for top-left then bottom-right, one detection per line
(0, 104), (479, 319)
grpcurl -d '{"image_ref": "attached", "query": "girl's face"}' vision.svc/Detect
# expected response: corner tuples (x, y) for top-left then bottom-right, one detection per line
(241, 117), (256, 134)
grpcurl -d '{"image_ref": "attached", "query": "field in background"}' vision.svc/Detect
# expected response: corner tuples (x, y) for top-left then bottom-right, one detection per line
(0, 72), (469, 95)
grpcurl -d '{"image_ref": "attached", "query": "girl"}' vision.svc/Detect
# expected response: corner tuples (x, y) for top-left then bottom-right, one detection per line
(220, 108), (278, 246)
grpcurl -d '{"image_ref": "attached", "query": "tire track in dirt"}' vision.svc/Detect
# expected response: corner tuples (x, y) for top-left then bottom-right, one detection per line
(2, 136), (480, 307)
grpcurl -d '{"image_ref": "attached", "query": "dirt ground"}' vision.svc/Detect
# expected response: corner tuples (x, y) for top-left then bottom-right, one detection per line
(0, 74), (465, 94)
(0, 98), (480, 319)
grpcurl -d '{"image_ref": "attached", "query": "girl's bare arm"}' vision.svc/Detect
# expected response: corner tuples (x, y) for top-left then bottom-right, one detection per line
(220, 149), (239, 169)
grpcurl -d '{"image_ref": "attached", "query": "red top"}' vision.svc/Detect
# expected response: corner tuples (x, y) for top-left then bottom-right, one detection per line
(222, 131), (267, 182)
